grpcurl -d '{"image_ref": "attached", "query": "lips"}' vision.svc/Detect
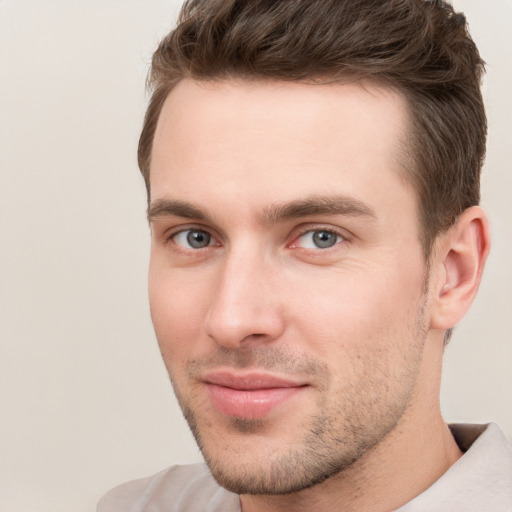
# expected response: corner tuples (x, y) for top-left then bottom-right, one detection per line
(203, 371), (307, 420)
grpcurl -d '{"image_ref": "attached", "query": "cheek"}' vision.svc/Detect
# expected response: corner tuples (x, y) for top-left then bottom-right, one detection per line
(287, 264), (426, 358)
(148, 265), (212, 362)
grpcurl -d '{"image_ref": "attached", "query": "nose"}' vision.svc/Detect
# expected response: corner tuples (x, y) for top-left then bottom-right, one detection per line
(203, 248), (285, 349)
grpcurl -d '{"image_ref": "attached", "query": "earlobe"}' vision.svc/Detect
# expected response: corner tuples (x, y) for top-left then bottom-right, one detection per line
(430, 206), (491, 331)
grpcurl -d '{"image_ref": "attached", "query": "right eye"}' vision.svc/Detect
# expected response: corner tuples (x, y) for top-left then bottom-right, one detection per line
(172, 229), (214, 249)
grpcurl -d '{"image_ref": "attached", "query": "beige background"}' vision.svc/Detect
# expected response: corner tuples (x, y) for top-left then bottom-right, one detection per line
(1, 1), (510, 511)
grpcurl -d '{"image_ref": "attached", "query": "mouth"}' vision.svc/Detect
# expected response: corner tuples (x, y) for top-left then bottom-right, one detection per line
(202, 370), (308, 420)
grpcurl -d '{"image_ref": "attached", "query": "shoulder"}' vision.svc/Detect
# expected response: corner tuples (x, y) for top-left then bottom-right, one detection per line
(97, 463), (240, 512)
(397, 423), (512, 512)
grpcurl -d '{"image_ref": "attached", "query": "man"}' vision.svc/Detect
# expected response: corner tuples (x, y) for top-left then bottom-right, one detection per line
(99, 0), (512, 510)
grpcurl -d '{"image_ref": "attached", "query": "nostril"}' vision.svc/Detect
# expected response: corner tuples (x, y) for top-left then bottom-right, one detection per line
(237, 333), (277, 347)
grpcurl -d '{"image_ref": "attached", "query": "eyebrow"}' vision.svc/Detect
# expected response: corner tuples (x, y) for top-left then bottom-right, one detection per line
(148, 199), (208, 222)
(147, 195), (376, 225)
(260, 195), (376, 226)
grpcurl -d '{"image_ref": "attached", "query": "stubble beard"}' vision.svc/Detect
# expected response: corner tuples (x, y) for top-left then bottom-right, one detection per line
(165, 302), (429, 496)
(179, 400), (411, 496)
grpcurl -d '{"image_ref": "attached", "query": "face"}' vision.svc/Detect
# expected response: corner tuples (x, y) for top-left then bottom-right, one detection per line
(148, 79), (430, 494)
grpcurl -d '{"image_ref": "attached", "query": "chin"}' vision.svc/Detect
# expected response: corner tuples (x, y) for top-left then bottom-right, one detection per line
(186, 409), (374, 496)
(203, 443), (359, 496)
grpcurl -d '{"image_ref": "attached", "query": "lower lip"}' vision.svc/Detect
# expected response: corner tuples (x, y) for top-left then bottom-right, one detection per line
(206, 383), (304, 420)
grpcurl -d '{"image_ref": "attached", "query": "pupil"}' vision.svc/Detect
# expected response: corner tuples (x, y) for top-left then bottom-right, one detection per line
(313, 231), (336, 248)
(187, 230), (210, 248)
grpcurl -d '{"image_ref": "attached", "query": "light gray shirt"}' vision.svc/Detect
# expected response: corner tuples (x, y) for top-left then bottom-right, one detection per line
(97, 423), (512, 511)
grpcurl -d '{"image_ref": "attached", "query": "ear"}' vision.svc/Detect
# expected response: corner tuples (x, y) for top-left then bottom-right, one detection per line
(429, 206), (491, 331)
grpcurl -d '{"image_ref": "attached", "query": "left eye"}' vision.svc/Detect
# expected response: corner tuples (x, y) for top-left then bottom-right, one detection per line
(173, 229), (214, 249)
(296, 230), (343, 249)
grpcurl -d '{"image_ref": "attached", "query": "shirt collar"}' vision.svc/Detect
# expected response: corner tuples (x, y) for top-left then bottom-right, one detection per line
(396, 423), (512, 512)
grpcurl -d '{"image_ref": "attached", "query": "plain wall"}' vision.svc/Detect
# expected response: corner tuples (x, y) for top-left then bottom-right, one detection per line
(0, 1), (510, 511)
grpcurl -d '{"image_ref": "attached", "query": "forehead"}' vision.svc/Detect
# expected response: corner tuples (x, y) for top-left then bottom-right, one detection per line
(150, 78), (415, 222)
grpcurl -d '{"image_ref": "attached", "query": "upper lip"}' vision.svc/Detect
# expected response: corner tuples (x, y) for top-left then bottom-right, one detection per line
(203, 370), (307, 390)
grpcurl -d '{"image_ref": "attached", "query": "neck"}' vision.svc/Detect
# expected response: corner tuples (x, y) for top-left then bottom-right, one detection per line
(240, 335), (462, 512)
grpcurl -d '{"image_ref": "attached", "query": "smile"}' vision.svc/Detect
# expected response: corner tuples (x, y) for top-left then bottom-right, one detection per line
(203, 371), (308, 420)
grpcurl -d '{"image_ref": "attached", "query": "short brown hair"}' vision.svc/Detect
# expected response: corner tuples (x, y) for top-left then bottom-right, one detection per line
(139, 0), (486, 256)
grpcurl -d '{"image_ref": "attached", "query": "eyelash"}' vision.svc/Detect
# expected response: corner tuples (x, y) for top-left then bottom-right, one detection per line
(289, 226), (348, 251)
(166, 224), (348, 252)
(165, 225), (218, 250)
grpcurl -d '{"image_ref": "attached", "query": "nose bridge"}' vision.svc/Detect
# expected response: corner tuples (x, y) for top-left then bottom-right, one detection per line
(204, 241), (284, 347)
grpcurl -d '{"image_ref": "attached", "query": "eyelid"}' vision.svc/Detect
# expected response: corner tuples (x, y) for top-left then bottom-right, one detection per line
(164, 224), (221, 249)
(287, 224), (350, 249)
(163, 222), (213, 240)
(159, 221), (350, 252)
(174, 229), (214, 249)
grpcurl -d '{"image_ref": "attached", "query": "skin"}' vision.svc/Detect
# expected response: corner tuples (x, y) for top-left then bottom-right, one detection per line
(148, 79), (490, 511)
